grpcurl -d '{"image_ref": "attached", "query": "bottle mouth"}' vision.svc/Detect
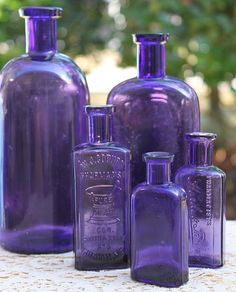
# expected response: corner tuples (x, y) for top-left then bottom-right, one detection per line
(133, 33), (169, 44)
(85, 105), (115, 115)
(19, 7), (63, 18)
(143, 152), (174, 162)
(186, 132), (217, 141)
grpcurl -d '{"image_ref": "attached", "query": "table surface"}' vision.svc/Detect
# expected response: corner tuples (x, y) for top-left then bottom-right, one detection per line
(0, 221), (236, 292)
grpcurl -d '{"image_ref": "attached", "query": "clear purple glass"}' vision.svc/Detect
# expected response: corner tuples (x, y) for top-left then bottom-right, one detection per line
(131, 152), (188, 287)
(73, 105), (130, 270)
(107, 33), (200, 187)
(0, 7), (89, 254)
(175, 132), (226, 268)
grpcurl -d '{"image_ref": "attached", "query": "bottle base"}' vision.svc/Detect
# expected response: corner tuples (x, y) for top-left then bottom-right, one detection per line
(131, 264), (188, 287)
(0, 225), (73, 254)
(189, 256), (223, 269)
(75, 255), (129, 271)
(75, 263), (129, 271)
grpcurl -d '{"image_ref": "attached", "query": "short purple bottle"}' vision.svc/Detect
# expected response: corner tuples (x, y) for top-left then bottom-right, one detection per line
(175, 132), (226, 268)
(73, 105), (130, 270)
(0, 7), (89, 253)
(107, 33), (200, 187)
(131, 152), (188, 287)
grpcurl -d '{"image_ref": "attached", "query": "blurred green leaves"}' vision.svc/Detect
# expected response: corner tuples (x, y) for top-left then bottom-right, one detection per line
(0, 0), (235, 92)
(0, 0), (115, 68)
(119, 0), (236, 90)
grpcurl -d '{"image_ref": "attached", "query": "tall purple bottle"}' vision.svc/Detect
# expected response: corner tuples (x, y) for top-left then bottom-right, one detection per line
(107, 33), (200, 187)
(0, 7), (89, 253)
(175, 133), (226, 268)
(73, 105), (130, 270)
(131, 152), (188, 287)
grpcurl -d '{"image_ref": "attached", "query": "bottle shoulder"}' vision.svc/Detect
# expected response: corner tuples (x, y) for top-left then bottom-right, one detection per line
(132, 182), (186, 200)
(107, 76), (198, 103)
(175, 165), (226, 179)
(54, 53), (85, 75)
(74, 142), (130, 155)
(1, 53), (86, 81)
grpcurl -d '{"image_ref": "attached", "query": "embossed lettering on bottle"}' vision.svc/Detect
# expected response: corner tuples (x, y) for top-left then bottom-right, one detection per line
(206, 177), (212, 226)
(188, 175), (213, 255)
(79, 153), (125, 262)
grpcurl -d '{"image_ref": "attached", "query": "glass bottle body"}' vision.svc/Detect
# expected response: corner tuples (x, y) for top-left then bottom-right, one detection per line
(73, 143), (130, 270)
(131, 184), (188, 287)
(175, 132), (226, 268)
(107, 34), (200, 187)
(131, 152), (188, 287)
(175, 165), (225, 268)
(0, 8), (89, 254)
(108, 75), (199, 188)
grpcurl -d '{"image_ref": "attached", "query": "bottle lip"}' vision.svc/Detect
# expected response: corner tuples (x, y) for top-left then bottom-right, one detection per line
(85, 105), (115, 115)
(143, 152), (174, 162)
(133, 33), (169, 44)
(19, 7), (63, 18)
(186, 132), (217, 141)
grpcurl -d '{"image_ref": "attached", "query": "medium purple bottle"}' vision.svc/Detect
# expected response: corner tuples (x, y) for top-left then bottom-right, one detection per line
(73, 105), (130, 270)
(175, 132), (226, 268)
(131, 152), (188, 287)
(0, 7), (89, 253)
(107, 33), (200, 187)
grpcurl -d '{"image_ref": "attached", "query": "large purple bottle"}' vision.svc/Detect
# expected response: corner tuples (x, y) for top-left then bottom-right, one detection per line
(73, 105), (130, 270)
(0, 7), (89, 253)
(107, 33), (200, 187)
(175, 132), (226, 268)
(131, 152), (188, 287)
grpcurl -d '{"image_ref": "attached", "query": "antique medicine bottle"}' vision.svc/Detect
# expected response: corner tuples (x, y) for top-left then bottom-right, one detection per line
(131, 152), (188, 287)
(107, 33), (200, 187)
(175, 132), (226, 268)
(0, 7), (89, 253)
(73, 105), (130, 270)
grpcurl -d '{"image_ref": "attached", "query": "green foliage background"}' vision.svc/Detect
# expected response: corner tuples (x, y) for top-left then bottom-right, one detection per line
(0, 0), (235, 90)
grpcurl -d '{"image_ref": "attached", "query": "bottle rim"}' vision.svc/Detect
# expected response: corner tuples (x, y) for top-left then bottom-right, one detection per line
(19, 7), (63, 18)
(186, 132), (217, 140)
(143, 152), (174, 162)
(133, 33), (169, 44)
(85, 105), (115, 115)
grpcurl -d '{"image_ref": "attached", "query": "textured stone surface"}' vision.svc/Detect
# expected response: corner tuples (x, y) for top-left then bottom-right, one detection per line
(0, 221), (236, 291)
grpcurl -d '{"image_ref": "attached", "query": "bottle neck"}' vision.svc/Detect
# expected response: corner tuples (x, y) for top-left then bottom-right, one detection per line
(188, 141), (213, 166)
(88, 114), (112, 144)
(25, 18), (57, 58)
(137, 43), (166, 79)
(146, 162), (171, 185)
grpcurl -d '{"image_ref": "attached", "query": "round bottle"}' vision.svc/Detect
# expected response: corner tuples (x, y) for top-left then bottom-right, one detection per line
(0, 7), (89, 253)
(107, 33), (200, 187)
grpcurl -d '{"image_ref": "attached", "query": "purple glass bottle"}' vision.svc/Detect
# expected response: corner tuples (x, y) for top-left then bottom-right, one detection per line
(131, 152), (188, 287)
(175, 133), (226, 268)
(107, 33), (200, 187)
(73, 105), (130, 270)
(0, 7), (89, 254)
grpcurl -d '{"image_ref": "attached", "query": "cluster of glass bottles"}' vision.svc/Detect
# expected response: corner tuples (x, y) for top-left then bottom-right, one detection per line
(0, 6), (225, 288)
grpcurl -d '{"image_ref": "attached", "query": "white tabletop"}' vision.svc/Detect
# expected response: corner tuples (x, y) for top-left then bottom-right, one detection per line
(0, 221), (236, 291)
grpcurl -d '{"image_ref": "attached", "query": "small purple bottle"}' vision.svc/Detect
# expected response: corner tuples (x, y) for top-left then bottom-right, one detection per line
(131, 152), (188, 287)
(73, 105), (130, 270)
(0, 7), (89, 253)
(175, 132), (226, 268)
(107, 33), (200, 187)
